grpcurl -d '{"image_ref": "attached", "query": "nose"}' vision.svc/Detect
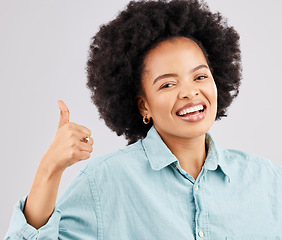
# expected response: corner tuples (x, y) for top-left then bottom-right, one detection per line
(178, 82), (199, 99)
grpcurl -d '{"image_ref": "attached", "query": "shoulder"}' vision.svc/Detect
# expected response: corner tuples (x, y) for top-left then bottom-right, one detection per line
(222, 148), (282, 177)
(81, 140), (146, 177)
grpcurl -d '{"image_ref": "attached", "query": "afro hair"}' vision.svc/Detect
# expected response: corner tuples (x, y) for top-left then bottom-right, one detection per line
(87, 0), (242, 144)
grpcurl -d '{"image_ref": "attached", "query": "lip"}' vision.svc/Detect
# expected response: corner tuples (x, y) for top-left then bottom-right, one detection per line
(175, 100), (207, 123)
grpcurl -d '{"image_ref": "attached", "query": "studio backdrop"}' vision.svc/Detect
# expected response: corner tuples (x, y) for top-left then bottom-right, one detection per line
(1, 0), (282, 238)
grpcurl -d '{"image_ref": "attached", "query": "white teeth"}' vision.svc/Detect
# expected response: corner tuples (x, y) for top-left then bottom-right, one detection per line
(178, 105), (204, 116)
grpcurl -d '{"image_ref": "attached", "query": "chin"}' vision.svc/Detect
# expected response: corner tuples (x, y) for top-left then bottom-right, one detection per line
(177, 122), (213, 139)
(182, 129), (208, 139)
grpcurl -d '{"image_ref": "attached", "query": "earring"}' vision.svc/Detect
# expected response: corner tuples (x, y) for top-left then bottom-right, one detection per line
(143, 115), (150, 124)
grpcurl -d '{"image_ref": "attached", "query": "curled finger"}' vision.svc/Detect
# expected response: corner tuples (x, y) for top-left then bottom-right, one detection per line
(81, 136), (94, 145)
(79, 142), (93, 153)
(76, 151), (91, 162)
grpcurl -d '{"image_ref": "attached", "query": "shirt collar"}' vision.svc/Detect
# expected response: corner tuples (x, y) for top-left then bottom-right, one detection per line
(141, 126), (231, 182)
(204, 133), (231, 182)
(141, 126), (178, 171)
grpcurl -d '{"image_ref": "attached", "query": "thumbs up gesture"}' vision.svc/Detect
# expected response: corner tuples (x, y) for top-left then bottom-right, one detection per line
(43, 100), (93, 173)
(23, 100), (94, 229)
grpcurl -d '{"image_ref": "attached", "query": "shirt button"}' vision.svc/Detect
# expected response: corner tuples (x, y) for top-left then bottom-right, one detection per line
(195, 185), (199, 191)
(198, 231), (204, 238)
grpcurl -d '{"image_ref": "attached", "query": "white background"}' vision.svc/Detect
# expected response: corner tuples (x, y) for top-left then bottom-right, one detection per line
(1, 0), (282, 237)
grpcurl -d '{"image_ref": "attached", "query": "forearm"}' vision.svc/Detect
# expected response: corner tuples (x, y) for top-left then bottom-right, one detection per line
(23, 154), (63, 229)
(19, 100), (93, 230)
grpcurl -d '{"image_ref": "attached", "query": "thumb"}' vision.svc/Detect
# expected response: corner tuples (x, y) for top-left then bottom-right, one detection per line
(57, 100), (69, 128)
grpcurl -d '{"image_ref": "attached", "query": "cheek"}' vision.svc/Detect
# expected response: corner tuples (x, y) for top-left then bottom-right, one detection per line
(147, 93), (174, 116)
(150, 95), (168, 109)
(213, 83), (218, 102)
(210, 82), (218, 114)
(201, 81), (217, 113)
(206, 81), (217, 102)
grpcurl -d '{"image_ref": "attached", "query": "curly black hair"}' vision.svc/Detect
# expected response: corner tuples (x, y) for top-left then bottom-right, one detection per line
(87, 0), (241, 144)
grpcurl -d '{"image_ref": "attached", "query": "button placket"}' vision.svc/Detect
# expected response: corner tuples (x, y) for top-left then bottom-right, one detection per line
(194, 168), (208, 240)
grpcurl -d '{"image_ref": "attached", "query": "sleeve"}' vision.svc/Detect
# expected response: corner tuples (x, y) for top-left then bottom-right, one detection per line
(5, 169), (100, 240)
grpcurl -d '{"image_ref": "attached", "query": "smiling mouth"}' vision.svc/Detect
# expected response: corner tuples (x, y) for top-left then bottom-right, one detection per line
(176, 104), (205, 117)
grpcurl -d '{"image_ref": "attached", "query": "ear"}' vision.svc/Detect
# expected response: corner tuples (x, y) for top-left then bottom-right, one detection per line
(136, 95), (150, 118)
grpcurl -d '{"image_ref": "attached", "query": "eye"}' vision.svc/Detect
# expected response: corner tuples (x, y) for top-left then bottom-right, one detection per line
(195, 75), (208, 81)
(160, 83), (174, 89)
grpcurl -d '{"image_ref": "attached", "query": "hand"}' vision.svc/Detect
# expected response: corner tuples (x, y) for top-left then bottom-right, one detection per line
(23, 100), (93, 229)
(41, 100), (94, 173)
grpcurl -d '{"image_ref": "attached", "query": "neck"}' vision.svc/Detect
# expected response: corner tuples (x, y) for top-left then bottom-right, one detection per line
(160, 133), (207, 180)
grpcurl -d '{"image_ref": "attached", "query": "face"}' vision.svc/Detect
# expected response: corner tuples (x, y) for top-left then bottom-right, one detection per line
(138, 37), (217, 141)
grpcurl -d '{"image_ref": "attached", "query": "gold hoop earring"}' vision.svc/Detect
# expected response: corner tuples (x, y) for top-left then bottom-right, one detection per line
(143, 115), (150, 124)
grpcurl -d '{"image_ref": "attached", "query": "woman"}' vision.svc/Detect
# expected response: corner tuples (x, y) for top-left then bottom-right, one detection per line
(6, 0), (282, 239)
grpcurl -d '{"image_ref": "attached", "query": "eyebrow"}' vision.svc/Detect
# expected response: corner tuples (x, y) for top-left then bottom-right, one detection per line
(153, 64), (209, 85)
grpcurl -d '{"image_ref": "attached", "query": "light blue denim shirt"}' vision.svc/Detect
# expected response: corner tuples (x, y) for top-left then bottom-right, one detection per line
(6, 126), (282, 239)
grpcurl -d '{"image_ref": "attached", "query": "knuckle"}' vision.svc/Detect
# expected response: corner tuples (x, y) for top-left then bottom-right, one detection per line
(68, 122), (76, 129)
(69, 132), (76, 139)
(70, 139), (77, 147)
(66, 123), (72, 131)
(69, 149), (77, 159)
